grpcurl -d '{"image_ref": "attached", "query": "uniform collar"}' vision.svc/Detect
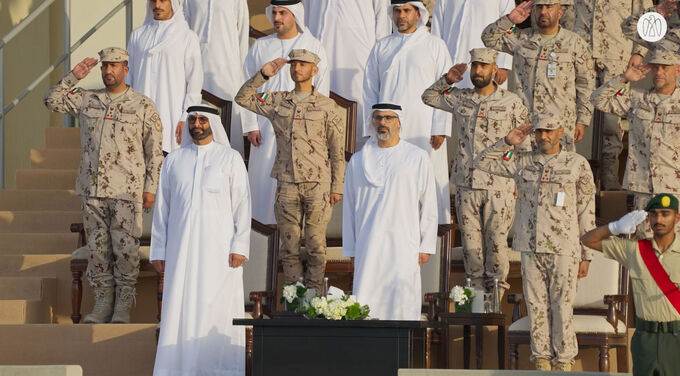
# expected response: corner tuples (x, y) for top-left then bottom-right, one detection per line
(529, 26), (563, 45)
(534, 147), (562, 166)
(286, 86), (319, 104)
(94, 86), (131, 104)
(651, 234), (680, 254)
(470, 84), (500, 104)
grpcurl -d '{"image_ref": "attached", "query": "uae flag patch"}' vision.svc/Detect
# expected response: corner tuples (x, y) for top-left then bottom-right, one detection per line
(258, 92), (270, 102)
(503, 151), (513, 161)
(69, 88), (81, 95)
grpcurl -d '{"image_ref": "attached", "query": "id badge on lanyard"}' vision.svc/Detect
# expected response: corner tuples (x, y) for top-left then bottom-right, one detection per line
(547, 52), (557, 79)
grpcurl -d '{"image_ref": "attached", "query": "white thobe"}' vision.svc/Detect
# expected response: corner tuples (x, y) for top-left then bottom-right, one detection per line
(431, 0), (514, 89)
(151, 142), (251, 376)
(184, 0), (249, 155)
(242, 32), (330, 224)
(363, 27), (453, 224)
(127, 6), (203, 153)
(302, 0), (392, 149)
(343, 139), (438, 320)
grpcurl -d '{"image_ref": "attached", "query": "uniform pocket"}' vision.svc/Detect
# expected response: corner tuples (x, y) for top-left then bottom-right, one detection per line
(304, 110), (326, 139)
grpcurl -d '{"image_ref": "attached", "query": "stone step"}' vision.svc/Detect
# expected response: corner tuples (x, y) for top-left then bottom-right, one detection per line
(0, 277), (55, 300)
(0, 190), (79, 211)
(0, 233), (78, 254)
(30, 149), (80, 170)
(0, 324), (155, 376)
(15, 170), (76, 190)
(0, 255), (70, 278)
(44, 127), (80, 149)
(0, 211), (81, 233)
(0, 277), (56, 324)
(0, 365), (82, 376)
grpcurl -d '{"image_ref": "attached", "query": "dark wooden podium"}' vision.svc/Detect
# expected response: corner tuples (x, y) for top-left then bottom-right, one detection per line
(233, 318), (441, 376)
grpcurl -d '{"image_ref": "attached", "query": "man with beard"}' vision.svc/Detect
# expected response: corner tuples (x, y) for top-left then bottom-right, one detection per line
(151, 105), (251, 376)
(482, 0), (595, 152)
(475, 115), (596, 371)
(591, 46), (680, 238)
(363, 0), (453, 225)
(127, 0), (203, 154)
(44, 48), (163, 323)
(582, 195), (680, 376)
(242, 0), (330, 226)
(422, 48), (530, 299)
(343, 103), (438, 320)
(236, 50), (345, 293)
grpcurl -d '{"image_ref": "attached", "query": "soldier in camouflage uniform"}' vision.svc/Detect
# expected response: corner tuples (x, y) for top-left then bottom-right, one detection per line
(43, 48), (164, 323)
(572, 0), (653, 190)
(235, 49), (345, 292)
(475, 115), (596, 371)
(590, 46), (680, 238)
(482, 0), (595, 152)
(421, 48), (530, 297)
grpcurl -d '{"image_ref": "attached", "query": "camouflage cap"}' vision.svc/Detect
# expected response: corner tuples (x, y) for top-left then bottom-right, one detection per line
(560, 0), (574, 5)
(98, 47), (129, 63)
(645, 193), (679, 211)
(287, 49), (320, 65)
(532, 112), (562, 130)
(646, 46), (680, 66)
(533, 0), (562, 4)
(469, 48), (498, 64)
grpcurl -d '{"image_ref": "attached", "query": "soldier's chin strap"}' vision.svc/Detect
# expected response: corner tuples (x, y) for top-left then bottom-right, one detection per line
(638, 239), (680, 315)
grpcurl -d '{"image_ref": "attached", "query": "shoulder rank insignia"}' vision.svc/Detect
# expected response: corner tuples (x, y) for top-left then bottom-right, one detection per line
(69, 88), (81, 95)
(503, 151), (513, 161)
(258, 92), (270, 102)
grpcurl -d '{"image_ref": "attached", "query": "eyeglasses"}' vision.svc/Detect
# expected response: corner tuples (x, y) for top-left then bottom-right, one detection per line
(372, 115), (399, 122)
(188, 115), (209, 125)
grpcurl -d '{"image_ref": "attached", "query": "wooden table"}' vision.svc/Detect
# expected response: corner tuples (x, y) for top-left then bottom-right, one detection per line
(438, 312), (506, 369)
(234, 318), (441, 376)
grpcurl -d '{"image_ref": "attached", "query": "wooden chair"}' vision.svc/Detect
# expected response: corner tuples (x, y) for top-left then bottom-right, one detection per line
(69, 210), (163, 323)
(506, 251), (631, 372)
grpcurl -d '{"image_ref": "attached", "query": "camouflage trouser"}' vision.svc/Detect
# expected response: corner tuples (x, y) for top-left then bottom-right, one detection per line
(633, 192), (680, 238)
(597, 59), (625, 190)
(521, 252), (579, 364)
(82, 197), (142, 288)
(455, 186), (514, 292)
(274, 182), (332, 292)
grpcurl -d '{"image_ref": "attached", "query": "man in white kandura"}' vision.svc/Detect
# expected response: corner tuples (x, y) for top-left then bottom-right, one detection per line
(242, 0), (330, 225)
(431, 0), (515, 89)
(184, 0), (249, 155)
(302, 0), (392, 149)
(150, 105), (251, 376)
(127, 0), (203, 153)
(363, 0), (453, 224)
(343, 103), (438, 320)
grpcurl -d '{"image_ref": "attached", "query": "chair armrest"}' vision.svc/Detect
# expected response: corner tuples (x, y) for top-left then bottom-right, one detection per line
(249, 291), (274, 319)
(604, 294), (627, 334)
(424, 292), (448, 321)
(70, 223), (86, 247)
(508, 293), (524, 322)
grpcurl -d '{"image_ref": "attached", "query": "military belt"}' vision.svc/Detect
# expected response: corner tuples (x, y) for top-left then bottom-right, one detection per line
(636, 317), (680, 333)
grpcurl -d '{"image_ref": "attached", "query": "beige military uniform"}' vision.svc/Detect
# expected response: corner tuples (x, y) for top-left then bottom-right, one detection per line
(572, 0), (652, 189)
(44, 70), (163, 288)
(235, 66), (346, 291)
(590, 49), (680, 237)
(482, 14), (596, 151)
(422, 62), (530, 292)
(476, 134), (596, 364)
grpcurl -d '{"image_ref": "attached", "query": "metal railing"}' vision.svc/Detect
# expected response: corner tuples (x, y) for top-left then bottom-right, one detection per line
(0, 0), (133, 188)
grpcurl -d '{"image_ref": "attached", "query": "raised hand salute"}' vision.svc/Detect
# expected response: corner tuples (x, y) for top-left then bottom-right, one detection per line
(504, 124), (533, 146)
(72, 57), (99, 80)
(507, 1), (534, 25)
(445, 63), (467, 85)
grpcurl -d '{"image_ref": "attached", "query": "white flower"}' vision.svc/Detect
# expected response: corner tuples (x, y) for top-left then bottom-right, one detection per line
(283, 285), (297, 303)
(450, 285), (469, 305)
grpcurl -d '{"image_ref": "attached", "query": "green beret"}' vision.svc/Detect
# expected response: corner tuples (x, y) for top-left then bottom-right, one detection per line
(645, 193), (679, 211)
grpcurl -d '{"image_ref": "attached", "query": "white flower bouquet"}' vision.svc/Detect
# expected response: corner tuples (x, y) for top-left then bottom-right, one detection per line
(450, 285), (475, 312)
(280, 281), (310, 313)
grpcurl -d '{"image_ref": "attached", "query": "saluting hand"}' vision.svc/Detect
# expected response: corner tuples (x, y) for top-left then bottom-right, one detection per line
(508, 1), (534, 25)
(622, 64), (651, 83)
(504, 124), (533, 146)
(261, 58), (288, 78)
(445, 63), (467, 85)
(72, 57), (99, 80)
(656, 0), (678, 19)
